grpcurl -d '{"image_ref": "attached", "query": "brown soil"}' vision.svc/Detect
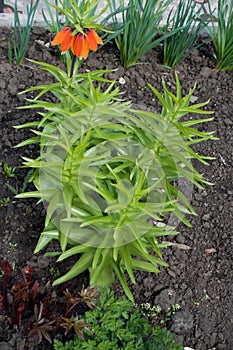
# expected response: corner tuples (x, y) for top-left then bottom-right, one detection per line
(0, 27), (232, 350)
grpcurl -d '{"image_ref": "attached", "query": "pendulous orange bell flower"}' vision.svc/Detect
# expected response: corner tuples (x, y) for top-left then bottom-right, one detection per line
(86, 28), (103, 52)
(71, 33), (89, 59)
(51, 26), (103, 59)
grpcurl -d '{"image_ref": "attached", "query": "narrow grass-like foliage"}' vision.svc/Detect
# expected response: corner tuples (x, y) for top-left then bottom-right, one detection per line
(206, 0), (233, 71)
(42, 0), (70, 34)
(163, 0), (207, 68)
(8, 0), (39, 65)
(110, 0), (175, 69)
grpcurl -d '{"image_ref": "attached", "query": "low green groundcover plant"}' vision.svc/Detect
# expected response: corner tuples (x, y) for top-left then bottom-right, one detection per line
(53, 288), (183, 350)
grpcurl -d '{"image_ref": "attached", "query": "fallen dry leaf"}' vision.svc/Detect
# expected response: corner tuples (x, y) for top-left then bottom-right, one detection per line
(169, 242), (192, 250)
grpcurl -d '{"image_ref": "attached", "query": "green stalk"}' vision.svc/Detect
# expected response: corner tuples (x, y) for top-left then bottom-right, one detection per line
(69, 54), (77, 78)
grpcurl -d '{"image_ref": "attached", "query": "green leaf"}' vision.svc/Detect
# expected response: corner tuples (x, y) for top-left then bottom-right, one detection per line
(34, 230), (59, 253)
(131, 259), (160, 273)
(53, 251), (94, 285)
(112, 261), (134, 301)
(90, 249), (113, 286)
(57, 244), (94, 261)
(14, 137), (40, 148)
(15, 191), (41, 199)
(120, 245), (136, 284)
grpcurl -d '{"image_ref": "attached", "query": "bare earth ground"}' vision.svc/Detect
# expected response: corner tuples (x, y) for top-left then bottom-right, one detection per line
(0, 27), (232, 350)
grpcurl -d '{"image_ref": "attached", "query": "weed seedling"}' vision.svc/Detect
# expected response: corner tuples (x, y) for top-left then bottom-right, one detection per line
(49, 267), (61, 279)
(160, 304), (181, 324)
(0, 162), (16, 177)
(0, 197), (10, 207)
(6, 169), (34, 195)
(9, 242), (17, 250)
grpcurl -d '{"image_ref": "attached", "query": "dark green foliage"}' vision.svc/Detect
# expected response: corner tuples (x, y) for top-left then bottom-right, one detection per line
(110, 0), (175, 69)
(206, 0), (233, 71)
(53, 288), (183, 350)
(163, 0), (207, 68)
(8, 0), (40, 65)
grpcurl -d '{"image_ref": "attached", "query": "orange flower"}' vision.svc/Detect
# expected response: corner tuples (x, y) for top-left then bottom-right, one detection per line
(51, 26), (74, 53)
(71, 34), (89, 59)
(86, 28), (103, 52)
(51, 26), (103, 59)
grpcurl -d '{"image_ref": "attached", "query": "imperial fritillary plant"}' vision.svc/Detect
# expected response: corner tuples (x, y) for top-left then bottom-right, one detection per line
(15, 0), (216, 301)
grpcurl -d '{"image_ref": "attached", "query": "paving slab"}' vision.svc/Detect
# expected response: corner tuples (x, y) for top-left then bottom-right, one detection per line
(0, 0), (221, 28)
